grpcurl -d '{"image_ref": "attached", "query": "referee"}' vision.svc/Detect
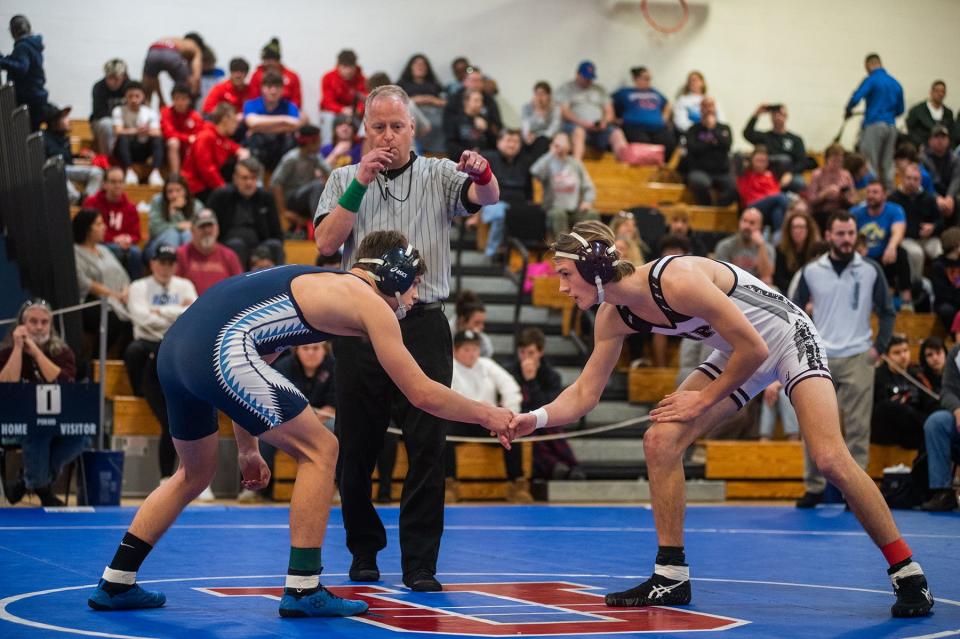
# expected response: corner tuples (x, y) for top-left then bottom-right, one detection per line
(314, 84), (500, 592)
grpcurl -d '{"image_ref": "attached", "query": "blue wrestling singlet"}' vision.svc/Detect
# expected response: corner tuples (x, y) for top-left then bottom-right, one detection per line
(157, 265), (345, 440)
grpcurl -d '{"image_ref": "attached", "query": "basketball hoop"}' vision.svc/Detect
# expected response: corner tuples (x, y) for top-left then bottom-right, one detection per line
(641, 0), (689, 34)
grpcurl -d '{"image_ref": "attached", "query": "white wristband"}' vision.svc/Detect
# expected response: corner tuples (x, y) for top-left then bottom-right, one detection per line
(531, 407), (549, 430)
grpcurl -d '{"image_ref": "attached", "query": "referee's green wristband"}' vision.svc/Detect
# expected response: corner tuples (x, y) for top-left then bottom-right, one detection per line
(338, 178), (368, 213)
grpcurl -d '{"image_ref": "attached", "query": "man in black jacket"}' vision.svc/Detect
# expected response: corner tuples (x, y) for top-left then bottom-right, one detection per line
(42, 103), (104, 203)
(930, 227), (960, 332)
(888, 162), (941, 284)
(89, 59), (128, 155)
(507, 327), (582, 479)
(685, 97), (736, 206)
(906, 81), (954, 150)
(872, 335), (937, 450)
(743, 103), (811, 192)
(478, 129), (535, 259)
(0, 15), (48, 130)
(206, 157), (284, 268)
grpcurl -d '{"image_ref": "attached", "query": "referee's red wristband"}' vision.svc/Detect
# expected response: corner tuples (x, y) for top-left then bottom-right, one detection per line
(471, 165), (493, 186)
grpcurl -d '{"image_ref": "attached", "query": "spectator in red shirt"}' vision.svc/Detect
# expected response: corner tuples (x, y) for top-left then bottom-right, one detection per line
(83, 166), (143, 279)
(175, 208), (243, 293)
(160, 83), (204, 175)
(320, 49), (367, 118)
(247, 38), (302, 109)
(737, 145), (789, 241)
(180, 103), (248, 202)
(201, 57), (252, 115)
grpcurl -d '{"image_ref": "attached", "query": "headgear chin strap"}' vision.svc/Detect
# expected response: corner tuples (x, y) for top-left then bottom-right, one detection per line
(358, 244), (421, 319)
(554, 232), (620, 304)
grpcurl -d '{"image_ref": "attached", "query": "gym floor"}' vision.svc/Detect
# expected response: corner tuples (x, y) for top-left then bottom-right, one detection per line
(0, 503), (957, 638)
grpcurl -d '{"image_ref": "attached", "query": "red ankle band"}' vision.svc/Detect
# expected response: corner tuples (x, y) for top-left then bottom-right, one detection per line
(881, 538), (912, 566)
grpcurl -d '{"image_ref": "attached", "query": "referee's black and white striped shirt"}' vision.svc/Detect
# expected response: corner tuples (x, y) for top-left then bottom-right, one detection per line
(314, 152), (479, 303)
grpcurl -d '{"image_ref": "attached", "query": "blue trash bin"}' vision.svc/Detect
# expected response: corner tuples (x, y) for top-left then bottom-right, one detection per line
(79, 450), (124, 506)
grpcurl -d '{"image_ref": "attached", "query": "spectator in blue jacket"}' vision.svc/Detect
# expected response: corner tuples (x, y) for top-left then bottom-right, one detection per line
(845, 53), (904, 190)
(0, 15), (48, 130)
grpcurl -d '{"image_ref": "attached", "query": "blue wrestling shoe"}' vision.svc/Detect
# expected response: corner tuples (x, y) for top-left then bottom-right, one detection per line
(279, 586), (368, 618)
(87, 580), (166, 611)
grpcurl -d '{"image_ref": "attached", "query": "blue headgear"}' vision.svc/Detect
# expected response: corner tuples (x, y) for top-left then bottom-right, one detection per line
(358, 244), (421, 318)
(554, 232), (620, 303)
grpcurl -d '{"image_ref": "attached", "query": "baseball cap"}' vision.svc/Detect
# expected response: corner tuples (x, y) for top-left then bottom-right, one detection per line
(41, 103), (71, 127)
(154, 244), (177, 262)
(931, 124), (950, 138)
(577, 60), (596, 80)
(192, 209), (217, 227)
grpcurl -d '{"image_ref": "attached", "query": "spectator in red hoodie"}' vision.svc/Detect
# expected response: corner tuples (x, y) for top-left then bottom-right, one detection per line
(737, 145), (790, 241)
(83, 166), (143, 279)
(160, 83), (204, 175)
(247, 38), (302, 109)
(201, 57), (252, 115)
(320, 49), (367, 119)
(180, 102), (248, 202)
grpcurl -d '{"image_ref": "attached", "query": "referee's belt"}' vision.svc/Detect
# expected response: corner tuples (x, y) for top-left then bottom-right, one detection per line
(404, 301), (444, 317)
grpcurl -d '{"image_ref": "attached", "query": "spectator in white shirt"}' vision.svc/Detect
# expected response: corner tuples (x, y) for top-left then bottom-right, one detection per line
(444, 330), (530, 503)
(123, 245), (199, 485)
(112, 81), (164, 185)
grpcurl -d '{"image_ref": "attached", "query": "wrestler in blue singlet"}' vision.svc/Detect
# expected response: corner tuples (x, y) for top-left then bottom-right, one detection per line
(157, 265), (348, 440)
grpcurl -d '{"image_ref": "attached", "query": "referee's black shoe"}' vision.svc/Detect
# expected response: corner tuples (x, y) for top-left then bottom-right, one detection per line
(605, 574), (691, 607)
(795, 491), (824, 509)
(890, 564), (934, 618)
(349, 555), (380, 582)
(404, 569), (442, 592)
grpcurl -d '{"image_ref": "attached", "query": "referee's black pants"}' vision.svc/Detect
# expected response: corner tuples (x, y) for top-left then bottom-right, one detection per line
(334, 306), (451, 578)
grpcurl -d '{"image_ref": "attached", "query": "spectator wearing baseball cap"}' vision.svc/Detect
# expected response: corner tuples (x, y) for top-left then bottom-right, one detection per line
(41, 102), (104, 203)
(920, 124), (960, 220)
(554, 60), (628, 161)
(124, 243), (198, 481)
(174, 209), (243, 294)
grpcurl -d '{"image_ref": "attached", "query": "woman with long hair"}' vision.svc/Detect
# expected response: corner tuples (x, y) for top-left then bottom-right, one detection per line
(774, 202), (821, 293)
(673, 70), (724, 133)
(146, 174), (202, 258)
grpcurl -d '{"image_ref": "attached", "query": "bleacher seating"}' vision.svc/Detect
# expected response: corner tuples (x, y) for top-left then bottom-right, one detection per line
(704, 440), (917, 499)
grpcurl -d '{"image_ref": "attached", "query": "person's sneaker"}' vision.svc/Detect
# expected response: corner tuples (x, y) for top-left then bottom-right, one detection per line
(605, 573), (691, 607)
(795, 491), (824, 509)
(889, 563), (934, 618)
(404, 569), (442, 592)
(36, 485), (65, 507)
(445, 478), (460, 503)
(147, 169), (165, 186)
(194, 485), (215, 502)
(919, 490), (958, 512)
(236, 489), (262, 504)
(88, 580), (166, 611)
(124, 168), (139, 185)
(568, 466), (587, 480)
(349, 555), (380, 582)
(278, 586), (368, 617)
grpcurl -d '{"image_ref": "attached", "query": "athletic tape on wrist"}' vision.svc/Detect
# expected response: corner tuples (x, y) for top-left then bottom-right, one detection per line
(337, 178), (368, 213)
(532, 407), (548, 430)
(471, 164), (493, 186)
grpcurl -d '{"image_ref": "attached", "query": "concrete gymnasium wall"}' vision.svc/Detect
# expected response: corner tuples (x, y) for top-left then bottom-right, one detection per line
(2, 0), (958, 151)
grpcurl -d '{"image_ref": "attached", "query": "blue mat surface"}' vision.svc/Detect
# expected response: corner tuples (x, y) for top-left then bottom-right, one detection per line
(1, 504), (957, 638)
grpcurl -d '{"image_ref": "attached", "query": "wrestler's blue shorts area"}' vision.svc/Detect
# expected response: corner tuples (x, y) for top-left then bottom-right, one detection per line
(156, 317), (310, 442)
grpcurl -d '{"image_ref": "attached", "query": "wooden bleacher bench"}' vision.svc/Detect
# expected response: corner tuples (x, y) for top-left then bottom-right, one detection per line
(632, 182), (688, 208)
(112, 395), (233, 438)
(126, 184), (162, 207)
(628, 367), (680, 404)
(69, 119), (95, 156)
(870, 313), (945, 361)
(273, 442), (531, 502)
(660, 203), (739, 233)
(92, 359), (132, 397)
(530, 275), (575, 335)
(704, 440), (917, 499)
(284, 240), (319, 265)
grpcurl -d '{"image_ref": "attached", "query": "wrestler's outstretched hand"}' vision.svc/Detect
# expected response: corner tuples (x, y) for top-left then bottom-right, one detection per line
(482, 405), (515, 450)
(649, 390), (707, 423)
(508, 412), (538, 441)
